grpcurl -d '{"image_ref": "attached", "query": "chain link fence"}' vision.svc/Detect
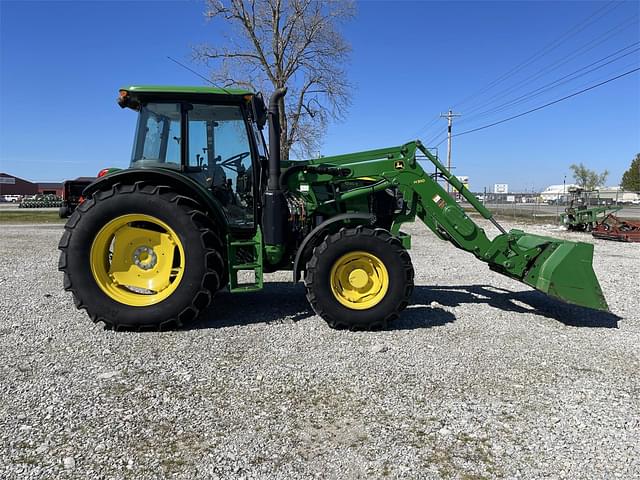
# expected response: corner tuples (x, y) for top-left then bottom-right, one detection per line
(462, 191), (640, 222)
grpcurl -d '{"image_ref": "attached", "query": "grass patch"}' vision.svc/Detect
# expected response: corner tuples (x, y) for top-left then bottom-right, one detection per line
(0, 210), (64, 224)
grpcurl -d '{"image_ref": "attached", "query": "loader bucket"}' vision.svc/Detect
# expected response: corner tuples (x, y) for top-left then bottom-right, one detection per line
(522, 239), (608, 311)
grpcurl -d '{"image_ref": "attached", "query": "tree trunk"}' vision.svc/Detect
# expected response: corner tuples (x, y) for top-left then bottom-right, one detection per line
(278, 96), (289, 161)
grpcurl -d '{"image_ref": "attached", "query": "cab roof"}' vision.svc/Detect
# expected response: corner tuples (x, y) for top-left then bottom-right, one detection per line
(120, 85), (254, 97)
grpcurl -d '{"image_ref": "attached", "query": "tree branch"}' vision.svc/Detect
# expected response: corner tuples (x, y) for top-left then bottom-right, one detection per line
(196, 0), (354, 159)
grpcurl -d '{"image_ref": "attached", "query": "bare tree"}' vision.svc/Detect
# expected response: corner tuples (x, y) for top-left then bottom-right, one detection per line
(194, 0), (354, 160)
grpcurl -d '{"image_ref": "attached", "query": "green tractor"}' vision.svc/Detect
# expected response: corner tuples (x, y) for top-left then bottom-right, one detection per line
(58, 86), (609, 330)
(559, 187), (621, 232)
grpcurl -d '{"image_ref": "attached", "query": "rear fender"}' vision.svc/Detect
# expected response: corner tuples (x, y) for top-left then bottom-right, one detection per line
(83, 168), (228, 231)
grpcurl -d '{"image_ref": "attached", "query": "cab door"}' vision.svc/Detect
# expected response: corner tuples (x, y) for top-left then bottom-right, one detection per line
(187, 103), (256, 229)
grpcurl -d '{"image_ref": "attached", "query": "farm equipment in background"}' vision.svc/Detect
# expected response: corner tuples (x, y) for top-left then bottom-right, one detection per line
(59, 177), (96, 218)
(19, 194), (62, 209)
(58, 86), (609, 331)
(592, 214), (640, 242)
(559, 187), (621, 231)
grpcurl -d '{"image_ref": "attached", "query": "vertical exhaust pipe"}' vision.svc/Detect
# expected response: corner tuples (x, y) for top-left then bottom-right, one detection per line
(263, 87), (288, 248)
(267, 87), (287, 191)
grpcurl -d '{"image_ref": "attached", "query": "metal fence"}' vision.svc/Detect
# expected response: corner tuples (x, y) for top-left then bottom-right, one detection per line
(462, 191), (640, 222)
(478, 194), (557, 222)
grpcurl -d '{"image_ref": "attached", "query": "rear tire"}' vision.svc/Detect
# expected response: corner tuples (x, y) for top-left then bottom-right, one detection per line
(58, 182), (225, 329)
(304, 226), (414, 330)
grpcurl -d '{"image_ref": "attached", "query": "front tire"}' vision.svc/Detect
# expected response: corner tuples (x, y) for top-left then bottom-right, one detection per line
(304, 226), (414, 330)
(58, 205), (69, 218)
(58, 182), (225, 329)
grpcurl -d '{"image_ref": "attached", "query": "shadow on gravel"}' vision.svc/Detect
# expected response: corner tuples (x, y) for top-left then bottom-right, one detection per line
(188, 283), (457, 331)
(180, 282), (619, 332)
(191, 283), (312, 330)
(389, 305), (456, 330)
(413, 285), (621, 328)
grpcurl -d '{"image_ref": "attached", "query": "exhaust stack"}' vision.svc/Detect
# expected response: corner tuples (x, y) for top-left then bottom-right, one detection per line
(262, 88), (288, 247)
(267, 87), (287, 190)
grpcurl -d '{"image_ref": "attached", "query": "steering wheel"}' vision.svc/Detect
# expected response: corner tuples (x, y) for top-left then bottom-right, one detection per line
(219, 152), (251, 172)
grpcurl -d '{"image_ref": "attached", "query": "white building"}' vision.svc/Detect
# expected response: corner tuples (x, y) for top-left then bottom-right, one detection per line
(596, 186), (640, 203)
(540, 184), (578, 202)
(540, 184), (639, 204)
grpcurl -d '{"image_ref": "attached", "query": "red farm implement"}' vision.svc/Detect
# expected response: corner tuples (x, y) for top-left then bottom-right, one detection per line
(592, 214), (640, 243)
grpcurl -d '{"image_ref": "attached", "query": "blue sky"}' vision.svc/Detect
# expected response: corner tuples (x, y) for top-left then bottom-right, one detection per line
(0, 0), (638, 192)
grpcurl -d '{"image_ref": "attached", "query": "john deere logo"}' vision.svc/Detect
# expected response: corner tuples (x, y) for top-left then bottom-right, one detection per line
(394, 161), (404, 170)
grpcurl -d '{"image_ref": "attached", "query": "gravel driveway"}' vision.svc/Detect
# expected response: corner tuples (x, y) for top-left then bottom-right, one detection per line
(1, 221), (638, 479)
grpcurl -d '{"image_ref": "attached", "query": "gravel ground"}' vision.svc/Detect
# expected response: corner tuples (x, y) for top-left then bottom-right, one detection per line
(1, 221), (638, 479)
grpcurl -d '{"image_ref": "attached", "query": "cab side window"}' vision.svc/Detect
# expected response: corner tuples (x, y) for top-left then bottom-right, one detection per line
(188, 104), (254, 228)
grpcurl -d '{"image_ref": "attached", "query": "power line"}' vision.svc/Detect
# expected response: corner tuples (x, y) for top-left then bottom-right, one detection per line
(457, 15), (639, 118)
(426, 49), (640, 147)
(438, 58), (639, 145)
(413, 4), (631, 139)
(432, 66), (639, 146)
(450, 1), (622, 111)
(414, 2), (635, 141)
(407, 114), (441, 141)
(424, 127), (447, 146)
(457, 42), (640, 126)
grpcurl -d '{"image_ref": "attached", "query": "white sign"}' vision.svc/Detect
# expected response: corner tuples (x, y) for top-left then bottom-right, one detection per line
(494, 183), (508, 194)
(506, 195), (516, 202)
(0, 177), (16, 185)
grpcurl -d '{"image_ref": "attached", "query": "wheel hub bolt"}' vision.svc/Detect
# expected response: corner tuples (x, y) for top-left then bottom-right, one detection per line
(133, 246), (157, 270)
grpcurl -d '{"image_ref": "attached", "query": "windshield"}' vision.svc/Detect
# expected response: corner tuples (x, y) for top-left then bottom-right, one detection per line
(130, 103), (181, 168)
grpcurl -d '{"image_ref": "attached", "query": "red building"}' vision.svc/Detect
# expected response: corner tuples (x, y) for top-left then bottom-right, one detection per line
(0, 173), (38, 196)
(37, 182), (64, 196)
(0, 173), (64, 197)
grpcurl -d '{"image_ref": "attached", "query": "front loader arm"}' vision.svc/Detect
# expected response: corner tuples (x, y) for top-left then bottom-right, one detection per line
(314, 140), (608, 311)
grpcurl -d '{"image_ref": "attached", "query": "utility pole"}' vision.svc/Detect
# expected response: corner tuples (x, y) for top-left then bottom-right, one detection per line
(440, 109), (462, 193)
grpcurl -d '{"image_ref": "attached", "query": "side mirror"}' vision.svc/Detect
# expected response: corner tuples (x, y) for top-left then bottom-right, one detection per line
(251, 93), (267, 130)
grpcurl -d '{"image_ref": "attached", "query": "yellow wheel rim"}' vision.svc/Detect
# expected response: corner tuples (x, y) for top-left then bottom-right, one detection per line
(330, 251), (389, 310)
(90, 214), (185, 307)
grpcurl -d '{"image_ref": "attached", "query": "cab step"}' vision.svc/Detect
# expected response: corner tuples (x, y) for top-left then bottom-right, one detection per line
(232, 263), (261, 270)
(227, 229), (263, 293)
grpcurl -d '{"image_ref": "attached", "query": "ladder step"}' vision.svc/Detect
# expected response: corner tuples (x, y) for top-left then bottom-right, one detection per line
(230, 240), (258, 246)
(232, 263), (261, 270)
(227, 227), (263, 293)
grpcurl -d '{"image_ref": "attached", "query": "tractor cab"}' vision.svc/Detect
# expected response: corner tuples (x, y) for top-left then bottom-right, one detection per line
(118, 85), (268, 229)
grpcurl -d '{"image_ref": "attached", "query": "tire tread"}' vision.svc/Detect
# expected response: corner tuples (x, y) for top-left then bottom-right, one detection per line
(304, 226), (414, 330)
(58, 181), (225, 330)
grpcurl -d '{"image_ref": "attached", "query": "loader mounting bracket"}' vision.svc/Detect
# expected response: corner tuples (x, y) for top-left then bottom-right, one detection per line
(292, 213), (375, 282)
